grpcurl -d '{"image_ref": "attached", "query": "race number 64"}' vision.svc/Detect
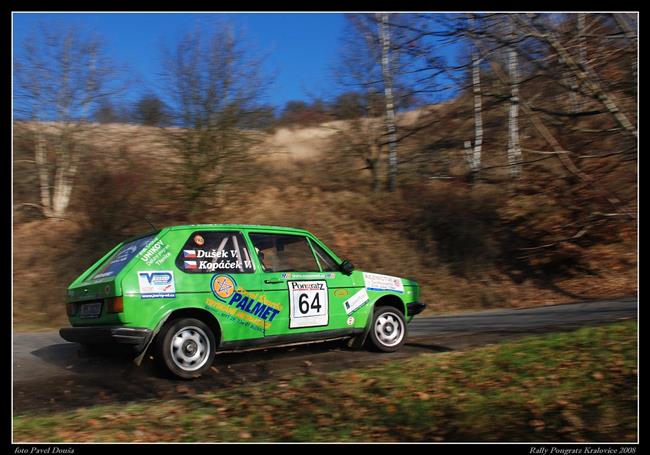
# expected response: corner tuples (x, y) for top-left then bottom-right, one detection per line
(288, 280), (328, 328)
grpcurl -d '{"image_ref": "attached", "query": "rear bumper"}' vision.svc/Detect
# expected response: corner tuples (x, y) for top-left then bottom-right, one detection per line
(59, 326), (152, 349)
(407, 302), (427, 317)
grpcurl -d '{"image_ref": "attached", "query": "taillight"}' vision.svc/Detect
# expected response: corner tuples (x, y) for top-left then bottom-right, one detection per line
(66, 303), (76, 316)
(106, 297), (124, 313)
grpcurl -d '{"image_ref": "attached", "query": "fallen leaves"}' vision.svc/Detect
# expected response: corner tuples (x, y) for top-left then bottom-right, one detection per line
(12, 321), (637, 443)
(529, 419), (545, 430)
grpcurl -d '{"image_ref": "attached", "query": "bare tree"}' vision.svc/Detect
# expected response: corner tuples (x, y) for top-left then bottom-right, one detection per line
(327, 93), (385, 192)
(378, 13), (400, 191)
(514, 14), (637, 139)
(333, 13), (442, 190)
(332, 15), (390, 191)
(464, 14), (483, 174)
(160, 22), (269, 209)
(14, 24), (122, 218)
(132, 94), (171, 126)
(506, 17), (523, 177)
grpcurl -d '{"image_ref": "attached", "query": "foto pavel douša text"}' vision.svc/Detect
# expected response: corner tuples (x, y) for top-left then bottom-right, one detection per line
(15, 447), (74, 454)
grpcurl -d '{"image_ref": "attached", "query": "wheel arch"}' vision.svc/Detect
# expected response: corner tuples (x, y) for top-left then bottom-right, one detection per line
(372, 293), (406, 315)
(350, 294), (406, 349)
(163, 307), (223, 346)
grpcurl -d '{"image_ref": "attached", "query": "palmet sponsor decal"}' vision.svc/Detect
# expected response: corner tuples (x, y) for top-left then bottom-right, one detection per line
(206, 275), (282, 332)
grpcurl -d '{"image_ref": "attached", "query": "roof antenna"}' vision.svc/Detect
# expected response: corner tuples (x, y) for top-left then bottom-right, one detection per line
(125, 200), (158, 232)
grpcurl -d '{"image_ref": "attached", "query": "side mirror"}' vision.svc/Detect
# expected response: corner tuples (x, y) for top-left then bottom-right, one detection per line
(340, 259), (355, 275)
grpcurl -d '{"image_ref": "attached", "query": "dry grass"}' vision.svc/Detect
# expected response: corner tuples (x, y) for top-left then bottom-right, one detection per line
(12, 105), (637, 330)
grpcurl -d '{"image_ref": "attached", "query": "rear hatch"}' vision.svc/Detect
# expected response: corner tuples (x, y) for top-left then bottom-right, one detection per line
(66, 233), (158, 325)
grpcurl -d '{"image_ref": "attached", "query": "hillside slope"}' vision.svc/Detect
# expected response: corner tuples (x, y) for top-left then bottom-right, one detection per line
(12, 109), (637, 330)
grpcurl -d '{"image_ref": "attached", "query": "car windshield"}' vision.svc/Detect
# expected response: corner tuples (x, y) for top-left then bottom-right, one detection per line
(85, 234), (157, 282)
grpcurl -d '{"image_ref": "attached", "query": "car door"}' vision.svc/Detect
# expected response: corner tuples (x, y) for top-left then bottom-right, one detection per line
(246, 231), (361, 340)
(307, 237), (368, 327)
(172, 229), (263, 343)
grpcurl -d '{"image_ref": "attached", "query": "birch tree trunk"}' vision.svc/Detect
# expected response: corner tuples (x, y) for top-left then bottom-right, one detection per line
(471, 16), (483, 173)
(577, 13), (587, 67)
(34, 131), (53, 218)
(563, 13), (586, 113)
(507, 19), (523, 177)
(568, 13), (586, 113)
(378, 13), (399, 192)
(51, 136), (80, 217)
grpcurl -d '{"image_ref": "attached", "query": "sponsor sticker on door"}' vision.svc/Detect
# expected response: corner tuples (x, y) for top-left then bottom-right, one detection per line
(363, 272), (404, 293)
(138, 271), (176, 299)
(343, 288), (370, 315)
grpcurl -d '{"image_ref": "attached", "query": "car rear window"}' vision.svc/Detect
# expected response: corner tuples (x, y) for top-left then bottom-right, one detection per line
(85, 234), (157, 282)
(175, 231), (255, 273)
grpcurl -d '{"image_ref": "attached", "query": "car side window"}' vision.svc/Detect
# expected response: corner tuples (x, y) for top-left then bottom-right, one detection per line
(249, 233), (320, 272)
(310, 241), (339, 272)
(175, 231), (255, 273)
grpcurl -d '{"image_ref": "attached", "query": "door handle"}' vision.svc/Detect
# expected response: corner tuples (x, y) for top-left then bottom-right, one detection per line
(264, 279), (284, 284)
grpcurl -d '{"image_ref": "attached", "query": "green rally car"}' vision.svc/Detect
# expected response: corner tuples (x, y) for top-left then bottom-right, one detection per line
(60, 225), (425, 379)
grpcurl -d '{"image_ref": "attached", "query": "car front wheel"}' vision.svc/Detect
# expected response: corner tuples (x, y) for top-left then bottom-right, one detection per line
(367, 306), (407, 352)
(155, 318), (216, 379)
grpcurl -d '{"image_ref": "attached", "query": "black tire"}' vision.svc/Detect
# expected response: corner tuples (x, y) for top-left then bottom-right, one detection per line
(366, 306), (407, 352)
(154, 318), (216, 379)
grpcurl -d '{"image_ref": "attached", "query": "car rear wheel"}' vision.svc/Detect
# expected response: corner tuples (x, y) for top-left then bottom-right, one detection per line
(367, 306), (407, 352)
(155, 318), (216, 379)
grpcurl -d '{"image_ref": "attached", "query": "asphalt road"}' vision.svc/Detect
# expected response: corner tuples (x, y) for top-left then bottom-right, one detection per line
(13, 297), (637, 414)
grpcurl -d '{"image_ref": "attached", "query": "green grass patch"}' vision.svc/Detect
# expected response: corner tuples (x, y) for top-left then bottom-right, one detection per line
(14, 321), (637, 442)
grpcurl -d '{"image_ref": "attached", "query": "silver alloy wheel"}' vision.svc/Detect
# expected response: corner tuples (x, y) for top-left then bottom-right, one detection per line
(169, 325), (211, 372)
(374, 311), (405, 347)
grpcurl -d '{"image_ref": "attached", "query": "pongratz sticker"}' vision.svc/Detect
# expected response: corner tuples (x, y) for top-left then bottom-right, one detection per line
(288, 280), (328, 328)
(363, 272), (404, 293)
(343, 288), (370, 315)
(138, 271), (176, 299)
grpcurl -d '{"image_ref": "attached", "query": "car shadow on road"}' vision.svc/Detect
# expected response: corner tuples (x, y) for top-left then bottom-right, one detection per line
(27, 343), (137, 374)
(404, 341), (453, 353)
(16, 337), (451, 415)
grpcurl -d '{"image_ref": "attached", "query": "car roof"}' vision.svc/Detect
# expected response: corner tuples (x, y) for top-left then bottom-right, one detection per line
(163, 224), (312, 235)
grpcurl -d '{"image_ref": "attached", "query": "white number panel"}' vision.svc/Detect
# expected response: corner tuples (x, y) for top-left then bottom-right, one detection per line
(288, 280), (329, 328)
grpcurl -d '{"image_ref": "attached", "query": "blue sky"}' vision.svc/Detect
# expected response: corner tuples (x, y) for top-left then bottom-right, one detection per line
(12, 12), (349, 109)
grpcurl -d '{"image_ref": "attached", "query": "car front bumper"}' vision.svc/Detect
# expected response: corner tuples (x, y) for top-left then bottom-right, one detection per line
(407, 302), (427, 317)
(59, 326), (152, 350)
